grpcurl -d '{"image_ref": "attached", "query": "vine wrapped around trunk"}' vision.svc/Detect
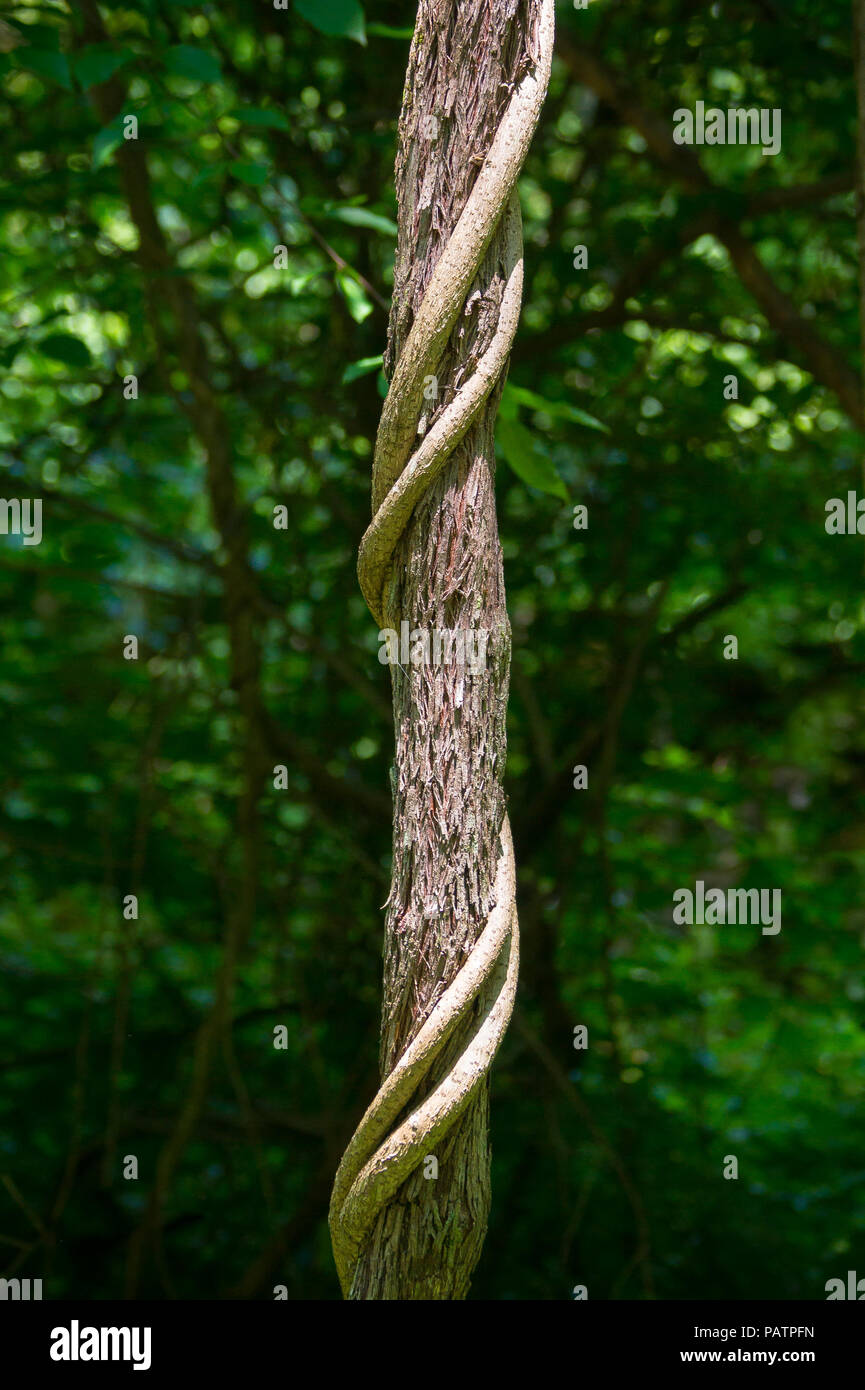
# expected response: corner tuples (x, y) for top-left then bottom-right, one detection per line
(330, 0), (554, 1300)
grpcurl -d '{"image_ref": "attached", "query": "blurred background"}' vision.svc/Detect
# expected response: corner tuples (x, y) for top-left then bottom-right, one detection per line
(1, 0), (864, 1299)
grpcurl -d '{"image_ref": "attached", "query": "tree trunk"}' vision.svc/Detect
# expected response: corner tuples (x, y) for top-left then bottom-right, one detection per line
(332, 0), (552, 1300)
(356, 0), (534, 1301)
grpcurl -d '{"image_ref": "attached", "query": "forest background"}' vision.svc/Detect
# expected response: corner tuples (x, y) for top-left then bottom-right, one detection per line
(1, 0), (863, 1300)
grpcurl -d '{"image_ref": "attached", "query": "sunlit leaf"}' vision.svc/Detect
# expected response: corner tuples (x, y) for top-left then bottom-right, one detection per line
(342, 354), (383, 384)
(496, 416), (568, 499)
(503, 382), (609, 432)
(328, 206), (397, 236)
(92, 114), (127, 170)
(336, 272), (373, 323)
(366, 23), (414, 39)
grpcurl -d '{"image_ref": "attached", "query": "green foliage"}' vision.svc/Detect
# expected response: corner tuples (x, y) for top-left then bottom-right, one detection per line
(74, 45), (134, 91)
(17, 47), (72, 90)
(497, 413), (569, 500)
(164, 45), (222, 85)
(294, 0), (366, 45)
(341, 354), (383, 384)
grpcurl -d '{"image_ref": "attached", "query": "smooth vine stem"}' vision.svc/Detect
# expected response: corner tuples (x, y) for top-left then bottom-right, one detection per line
(331, 0), (555, 1299)
(358, 194), (524, 629)
(330, 819), (519, 1297)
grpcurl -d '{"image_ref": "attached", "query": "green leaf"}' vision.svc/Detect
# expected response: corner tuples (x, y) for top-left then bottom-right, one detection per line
(92, 114), (127, 170)
(229, 106), (290, 132)
(228, 160), (270, 187)
(74, 45), (134, 91)
(496, 416), (568, 500)
(561, 404), (610, 433)
(498, 385), (519, 422)
(502, 383), (609, 433)
(336, 272), (373, 324)
(19, 49), (72, 89)
(190, 166), (221, 192)
(37, 333), (92, 368)
(164, 45), (222, 85)
(328, 206), (397, 236)
(366, 23), (414, 39)
(293, 0), (366, 45)
(341, 354), (383, 384)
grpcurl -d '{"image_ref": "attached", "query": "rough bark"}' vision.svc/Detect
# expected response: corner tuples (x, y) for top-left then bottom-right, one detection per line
(349, 0), (541, 1301)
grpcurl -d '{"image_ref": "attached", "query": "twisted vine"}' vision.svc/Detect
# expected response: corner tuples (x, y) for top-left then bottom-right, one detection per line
(330, 0), (555, 1299)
